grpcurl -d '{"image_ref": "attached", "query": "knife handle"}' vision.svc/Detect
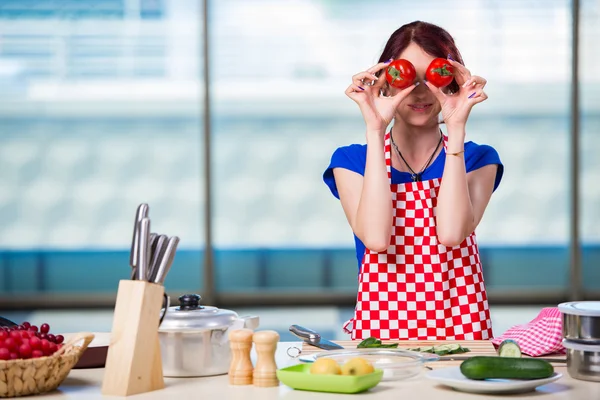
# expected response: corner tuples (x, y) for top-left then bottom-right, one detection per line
(289, 325), (321, 343)
(149, 235), (168, 283)
(137, 217), (151, 281)
(130, 203), (149, 270)
(153, 236), (179, 285)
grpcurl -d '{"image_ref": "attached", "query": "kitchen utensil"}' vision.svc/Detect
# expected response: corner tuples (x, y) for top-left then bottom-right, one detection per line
(559, 301), (600, 344)
(425, 367), (562, 395)
(129, 203), (149, 279)
(102, 279), (165, 397)
(0, 316), (17, 327)
(148, 234), (168, 283)
(149, 233), (158, 253)
(157, 293), (259, 377)
(276, 363), (383, 394)
(562, 339), (600, 382)
(312, 348), (439, 381)
(136, 217), (151, 281)
(153, 236), (179, 285)
(289, 325), (344, 351)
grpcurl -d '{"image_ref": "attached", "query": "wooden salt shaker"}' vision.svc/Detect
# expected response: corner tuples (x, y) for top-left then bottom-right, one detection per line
(229, 328), (254, 385)
(252, 330), (280, 387)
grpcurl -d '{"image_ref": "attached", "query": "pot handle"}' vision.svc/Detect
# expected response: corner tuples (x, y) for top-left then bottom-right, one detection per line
(240, 315), (260, 331)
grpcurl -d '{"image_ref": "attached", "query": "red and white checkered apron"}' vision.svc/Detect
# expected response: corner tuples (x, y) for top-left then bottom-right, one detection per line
(342, 132), (493, 340)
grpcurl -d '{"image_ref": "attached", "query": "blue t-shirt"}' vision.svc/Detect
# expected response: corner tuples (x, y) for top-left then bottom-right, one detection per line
(323, 141), (504, 270)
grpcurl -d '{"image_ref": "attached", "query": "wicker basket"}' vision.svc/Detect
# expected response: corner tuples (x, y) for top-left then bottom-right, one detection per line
(0, 332), (94, 398)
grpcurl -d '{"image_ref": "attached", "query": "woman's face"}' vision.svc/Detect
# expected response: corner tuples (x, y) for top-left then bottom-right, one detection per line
(387, 42), (442, 127)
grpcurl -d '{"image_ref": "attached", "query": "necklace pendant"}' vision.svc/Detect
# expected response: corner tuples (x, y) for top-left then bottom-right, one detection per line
(412, 174), (418, 182)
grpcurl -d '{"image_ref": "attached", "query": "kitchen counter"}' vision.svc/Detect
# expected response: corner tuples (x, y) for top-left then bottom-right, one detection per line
(37, 342), (599, 399)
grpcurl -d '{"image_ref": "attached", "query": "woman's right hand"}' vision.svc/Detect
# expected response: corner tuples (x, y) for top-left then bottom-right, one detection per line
(345, 60), (418, 134)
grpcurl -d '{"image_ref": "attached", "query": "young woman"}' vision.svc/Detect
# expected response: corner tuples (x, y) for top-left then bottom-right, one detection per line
(323, 21), (504, 340)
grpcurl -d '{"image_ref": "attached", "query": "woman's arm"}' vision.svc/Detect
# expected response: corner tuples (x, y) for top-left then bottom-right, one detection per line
(435, 125), (497, 247)
(334, 130), (392, 252)
(423, 57), (495, 247)
(337, 60), (418, 252)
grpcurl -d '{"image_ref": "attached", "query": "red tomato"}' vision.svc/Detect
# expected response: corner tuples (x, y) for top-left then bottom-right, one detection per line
(385, 59), (417, 89)
(425, 58), (454, 88)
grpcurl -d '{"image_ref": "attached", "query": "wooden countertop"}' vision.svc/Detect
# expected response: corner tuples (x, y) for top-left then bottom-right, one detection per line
(32, 341), (598, 399)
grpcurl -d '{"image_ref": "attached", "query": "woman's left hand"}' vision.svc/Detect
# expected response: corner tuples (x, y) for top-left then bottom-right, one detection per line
(424, 58), (488, 128)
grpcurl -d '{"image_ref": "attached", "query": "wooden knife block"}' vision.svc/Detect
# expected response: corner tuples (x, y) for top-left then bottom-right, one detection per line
(102, 280), (165, 397)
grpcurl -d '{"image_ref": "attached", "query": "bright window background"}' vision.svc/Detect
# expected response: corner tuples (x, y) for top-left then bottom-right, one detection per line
(0, 0), (206, 294)
(581, 0), (600, 290)
(0, 0), (598, 302)
(211, 0), (578, 294)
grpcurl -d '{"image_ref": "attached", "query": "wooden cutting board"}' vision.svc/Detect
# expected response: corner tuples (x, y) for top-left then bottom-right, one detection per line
(300, 340), (566, 368)
(301, 340), (496, 354)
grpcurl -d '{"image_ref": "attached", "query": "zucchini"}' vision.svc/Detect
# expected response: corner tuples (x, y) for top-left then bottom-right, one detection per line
(460, 356), (554, 380)
(498, 339), (522, 358)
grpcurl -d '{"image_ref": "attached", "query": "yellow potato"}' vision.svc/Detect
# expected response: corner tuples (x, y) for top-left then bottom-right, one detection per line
(341, 357), (375, 376)
(310, 358), (342, 375)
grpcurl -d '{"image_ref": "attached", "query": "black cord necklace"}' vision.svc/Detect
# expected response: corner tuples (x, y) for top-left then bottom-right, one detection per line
(390, 130), (443, 182)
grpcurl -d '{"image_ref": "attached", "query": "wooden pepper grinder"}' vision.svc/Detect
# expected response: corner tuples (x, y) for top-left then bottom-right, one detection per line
(228, 329), (254, 385)
(252, 330), (280, 387)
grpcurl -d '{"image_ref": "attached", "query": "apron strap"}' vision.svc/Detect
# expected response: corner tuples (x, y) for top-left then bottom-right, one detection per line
(384, 131), (392, 181)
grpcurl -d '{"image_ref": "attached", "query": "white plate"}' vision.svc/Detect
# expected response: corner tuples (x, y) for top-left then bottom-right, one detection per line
(425, 367), (562, 394)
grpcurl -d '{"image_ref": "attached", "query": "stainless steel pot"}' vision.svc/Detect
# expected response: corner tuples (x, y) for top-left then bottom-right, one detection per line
(563, 340), (600, 382)
(158, 294), (259, 377)
(559, 301), (600, 343)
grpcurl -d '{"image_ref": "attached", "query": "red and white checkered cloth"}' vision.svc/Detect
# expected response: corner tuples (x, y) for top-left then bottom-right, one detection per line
(491, 307), (565, 357)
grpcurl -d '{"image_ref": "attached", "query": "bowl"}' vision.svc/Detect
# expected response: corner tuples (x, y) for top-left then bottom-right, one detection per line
(0, 332), (94, 398)
(62, 332), (110, 369)
(276, 363), (383, 394)
(558, 301), (600, 343)
(562, 340), (600, 382)
(313, 348), (439, 381)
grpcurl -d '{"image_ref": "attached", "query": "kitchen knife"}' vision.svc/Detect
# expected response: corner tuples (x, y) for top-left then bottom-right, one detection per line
(130, 203), (149, 279)
(289, 325), (344, 350)
(148, 234), (168, 283)
(0, 316), (17, 327)
(149, 233), (159, 253)
(153, 236), (179, 285)
(137, 217), (151, 281)
(148, 232), (159, 277)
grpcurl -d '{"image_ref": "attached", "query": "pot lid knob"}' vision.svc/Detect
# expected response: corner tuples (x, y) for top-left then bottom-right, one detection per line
(178, 294), (203, 310)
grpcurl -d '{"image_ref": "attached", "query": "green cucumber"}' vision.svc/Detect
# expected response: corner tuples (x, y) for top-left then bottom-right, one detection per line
(409, 344), (470, 355)
(357, 337), (399, 349)
(460, 356), (554, 380)
(498, 339), (522, 358)
(415, 346), (435, 353)
(445, 344), (461, 352)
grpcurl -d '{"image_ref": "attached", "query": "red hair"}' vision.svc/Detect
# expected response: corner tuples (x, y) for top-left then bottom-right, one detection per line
(377, 21), (464, 94)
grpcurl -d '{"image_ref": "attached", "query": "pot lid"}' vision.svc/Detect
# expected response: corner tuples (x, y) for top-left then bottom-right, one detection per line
(558, 301), (600, 317)
(159, 294), (240, 332)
